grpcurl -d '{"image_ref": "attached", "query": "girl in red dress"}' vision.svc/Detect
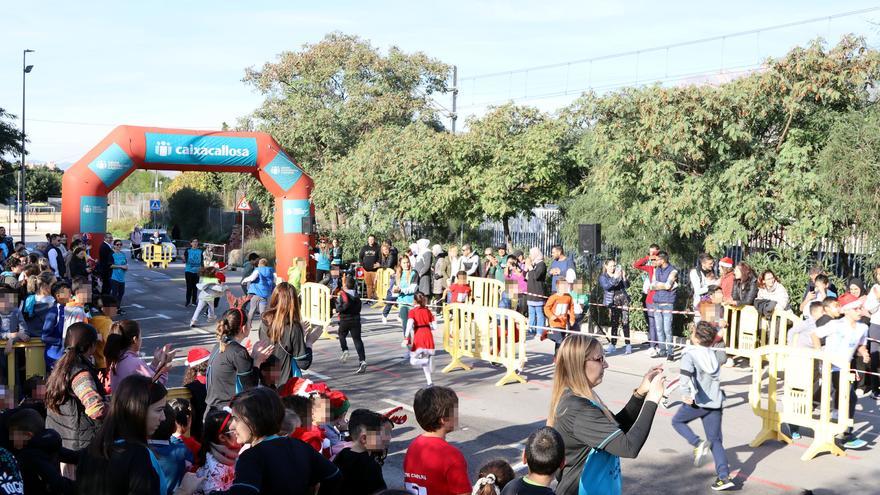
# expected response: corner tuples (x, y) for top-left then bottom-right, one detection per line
(403, 293), (437, 385)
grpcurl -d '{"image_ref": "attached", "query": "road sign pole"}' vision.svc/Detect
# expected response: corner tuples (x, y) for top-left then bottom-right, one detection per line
(241, 210), (246, 247)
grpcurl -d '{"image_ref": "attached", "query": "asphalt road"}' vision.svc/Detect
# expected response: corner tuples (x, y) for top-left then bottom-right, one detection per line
(122, 256), (877, 495)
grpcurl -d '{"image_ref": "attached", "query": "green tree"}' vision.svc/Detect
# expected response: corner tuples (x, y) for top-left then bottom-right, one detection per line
(25, 167), (62, 201)
(114, 170), (170, 193)
(312, 122), (463, 239)
(460, 104), (581, 245)
(561, 35), (880, 263)
(167, 187), (222, 239)
(0, 109), (21, 202)
(244, 32), (451, 230)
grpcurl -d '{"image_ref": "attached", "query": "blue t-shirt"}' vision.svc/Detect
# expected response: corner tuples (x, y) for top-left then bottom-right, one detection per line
(185, 248), (203, 274)
(316, 251), (331, 271)
(111, 252), (127, 283)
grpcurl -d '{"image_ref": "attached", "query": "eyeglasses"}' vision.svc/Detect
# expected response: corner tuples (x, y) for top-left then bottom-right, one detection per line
(114, 243), (122, 247)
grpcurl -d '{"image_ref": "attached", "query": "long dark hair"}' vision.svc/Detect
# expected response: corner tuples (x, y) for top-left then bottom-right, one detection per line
(196, 409), (233, 467)
(45, 322), (100, 413)
(103, 320), (141, 373)
(217, 309), (245, 352)
(90, 374), (167, 459)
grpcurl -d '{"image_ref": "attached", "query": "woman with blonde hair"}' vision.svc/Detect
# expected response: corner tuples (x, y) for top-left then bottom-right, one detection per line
(547, 334), (665, 495)
(260, 282), (319, 386)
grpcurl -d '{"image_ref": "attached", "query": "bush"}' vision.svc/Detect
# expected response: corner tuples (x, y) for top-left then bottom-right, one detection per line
(108, 217), (148, 240)
(241, 234), (276, 267)
(166, 187), (221, 240)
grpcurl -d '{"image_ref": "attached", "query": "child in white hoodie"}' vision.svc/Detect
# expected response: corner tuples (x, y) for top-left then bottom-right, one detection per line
(671, 321), (734, 492)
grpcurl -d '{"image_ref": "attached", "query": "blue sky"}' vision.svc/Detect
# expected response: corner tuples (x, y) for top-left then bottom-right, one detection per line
(2, 0), (878, 164)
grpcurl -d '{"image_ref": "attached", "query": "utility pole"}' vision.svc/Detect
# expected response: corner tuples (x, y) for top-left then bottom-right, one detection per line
(20, 49), (35, 244)
(451, 65), (458, 133)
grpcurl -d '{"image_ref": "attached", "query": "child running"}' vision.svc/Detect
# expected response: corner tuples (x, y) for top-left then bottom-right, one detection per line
(403, 386), (471, 495)
(672, 321), (734, 491)
(191, 267), (225, 327)
(109, 238), (127, 306)
(337, 276), (367, 374)
(403, 293), (437, 386)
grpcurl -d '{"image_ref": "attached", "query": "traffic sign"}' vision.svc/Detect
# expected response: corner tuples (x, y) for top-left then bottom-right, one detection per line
(149, 199), (161, 211)
(235, 196), (252, 212)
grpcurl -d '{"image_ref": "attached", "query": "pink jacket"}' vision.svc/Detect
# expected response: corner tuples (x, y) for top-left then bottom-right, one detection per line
(109, 350), (167, 393)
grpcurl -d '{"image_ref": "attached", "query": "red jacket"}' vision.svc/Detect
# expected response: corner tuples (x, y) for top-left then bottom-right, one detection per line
(633, 256), (656, 304)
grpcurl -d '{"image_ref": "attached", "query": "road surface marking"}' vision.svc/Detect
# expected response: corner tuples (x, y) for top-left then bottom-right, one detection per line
(122, 303), (145, 309)
(157, 313), (172, 320)
(303, 370), (330, 380)
(381, 399), (414, 412)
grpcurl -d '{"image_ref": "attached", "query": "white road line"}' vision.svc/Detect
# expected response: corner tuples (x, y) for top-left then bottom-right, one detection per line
(157, 314), (172, 320)
(122, 303), (145, 309)
(303, 370), (331, 380)
(130, 316), (163, 321)
(381, 398), (414, 412)
(511, 461), (527, 473)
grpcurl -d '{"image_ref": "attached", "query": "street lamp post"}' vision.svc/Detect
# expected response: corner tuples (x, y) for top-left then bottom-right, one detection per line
(20, 49), (34, 245)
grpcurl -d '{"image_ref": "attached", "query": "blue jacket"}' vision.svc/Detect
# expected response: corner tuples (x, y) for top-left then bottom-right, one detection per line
(599, 272), (628, 306)
(42, 303), (65, 367)
(247, 266), (276, 299)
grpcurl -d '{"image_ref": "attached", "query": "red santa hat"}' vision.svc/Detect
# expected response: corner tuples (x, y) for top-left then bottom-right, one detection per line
(185, 348), (210, 367)
(719, 257), (734, 268)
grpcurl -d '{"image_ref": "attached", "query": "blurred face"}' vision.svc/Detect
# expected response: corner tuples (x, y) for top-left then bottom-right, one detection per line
(457, 274), (467, 285)
(826, 302), (841, 318)
(734, 267), (742, 279)
(103, 305), (119, 318)
(484, 248), (493, 258)
(147, 398), (167, 435)
(380, 422), (392, 449)
(113, 241), (122, 252)
(763, 273), (776, 289)
(51, 237), (60, 247)
(850, 284), (862, 297)
(368, 236), (376, 246)
(816, 279), (828, 291)
(76, 285), (92, 303)
(462, 246), (471, 256)
(497, 248), (507, 257)
(312, 397), (330, 425)
(0, 294), (16, 313)
(552, 247), (562, 260)
(105, 234), (113, 243)
(319, 241), (326, 250)
(701, 258), (714, 271)
(190, 240), (198, 248)
(400, 257), (411, 271)
(710, 289), (724, 304)
(585, 346), (609, 387)
(360, 429), (384, 452)
(10, 430), (31, 450)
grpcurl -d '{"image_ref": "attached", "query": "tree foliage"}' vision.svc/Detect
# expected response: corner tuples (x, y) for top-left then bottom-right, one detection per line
(561, 35), (880, 264)
(0, 109), (21, 202)
(25, 167), (62, 201)
(114, 170), (170, 193)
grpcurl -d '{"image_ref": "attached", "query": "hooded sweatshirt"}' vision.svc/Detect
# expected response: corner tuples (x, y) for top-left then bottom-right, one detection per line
(679, 345), (727, 409)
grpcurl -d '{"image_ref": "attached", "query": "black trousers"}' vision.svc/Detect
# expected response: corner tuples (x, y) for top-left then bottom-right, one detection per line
(100, 270), (112, 295)
(338, 320), (366, 362)
(185, 272), (199, 305)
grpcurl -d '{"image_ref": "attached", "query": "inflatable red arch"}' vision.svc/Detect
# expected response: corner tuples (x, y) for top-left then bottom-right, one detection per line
(61, 125), (314, 277)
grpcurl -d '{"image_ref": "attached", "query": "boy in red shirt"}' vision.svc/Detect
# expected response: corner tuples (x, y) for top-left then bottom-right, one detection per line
(404, 386), (471, 495)
(445, 271), (472, 304)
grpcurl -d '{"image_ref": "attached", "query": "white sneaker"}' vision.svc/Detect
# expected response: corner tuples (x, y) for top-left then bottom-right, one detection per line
(694, 440), (711, 466)
(649, 348), (659, 358)
(604, 344), (616, 354)
(382, 316), (388, 324)
(340, 350), (349, 363)
(625, 345), (632, 355)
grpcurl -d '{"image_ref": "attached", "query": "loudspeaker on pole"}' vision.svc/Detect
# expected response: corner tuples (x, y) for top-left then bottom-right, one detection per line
(578, 224), (601, 254)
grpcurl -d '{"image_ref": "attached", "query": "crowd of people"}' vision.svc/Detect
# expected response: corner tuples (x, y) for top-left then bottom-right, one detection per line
(0, 228), (873, 494)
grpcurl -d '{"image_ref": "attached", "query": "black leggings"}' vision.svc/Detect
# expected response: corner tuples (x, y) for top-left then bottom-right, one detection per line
(185, 272), (199, 305)
(338, 320), (366, 362)
(610, 307), (630, 345)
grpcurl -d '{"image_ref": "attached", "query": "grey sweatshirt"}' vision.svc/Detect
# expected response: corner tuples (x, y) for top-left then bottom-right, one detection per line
(680, 345), (727, 409)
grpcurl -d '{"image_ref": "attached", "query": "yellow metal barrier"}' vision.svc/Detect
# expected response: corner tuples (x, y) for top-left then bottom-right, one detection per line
(442, 303), (527, 386)
(721, 305), (761, 358)
(372, 268), (393, 309)
(466, 277), (504, 308)
(0, 339), (46, 399)
(143, 243), (172, 269)
(749, 345), (852, 461)
(300, 282), (336, 340)
(765, 309), (799, 347)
